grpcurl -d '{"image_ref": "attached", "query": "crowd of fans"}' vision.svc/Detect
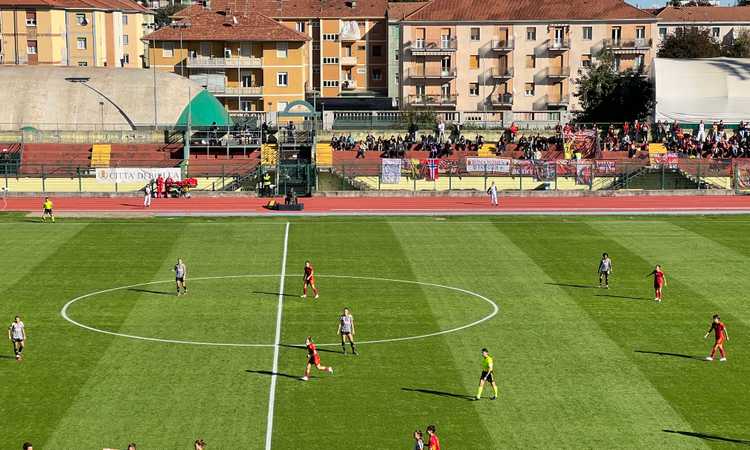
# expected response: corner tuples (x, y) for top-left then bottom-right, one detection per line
(327, 119), (750, 161)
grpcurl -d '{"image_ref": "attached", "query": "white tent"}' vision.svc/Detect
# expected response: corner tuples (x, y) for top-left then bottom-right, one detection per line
(654, 57), (750, 124)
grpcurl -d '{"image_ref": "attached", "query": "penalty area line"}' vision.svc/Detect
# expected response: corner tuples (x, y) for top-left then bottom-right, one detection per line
(265, 221), (289, 450)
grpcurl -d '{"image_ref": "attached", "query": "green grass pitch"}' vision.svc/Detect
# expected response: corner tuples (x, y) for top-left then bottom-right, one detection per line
(1, 214), (749, 449)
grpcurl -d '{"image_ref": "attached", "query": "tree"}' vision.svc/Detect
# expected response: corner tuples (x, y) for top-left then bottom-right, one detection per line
(154, 4), (187, 27)
(657, 27), (722, 58)
(574, 51), (654, 123)
(737, 0), (750, 5)
(722, 29), (750, 57)
(667, 0), (714, 5)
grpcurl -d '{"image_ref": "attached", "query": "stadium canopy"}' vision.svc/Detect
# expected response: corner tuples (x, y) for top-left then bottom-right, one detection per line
(654, 57), (750, 125)
(0, 66), (231, 131)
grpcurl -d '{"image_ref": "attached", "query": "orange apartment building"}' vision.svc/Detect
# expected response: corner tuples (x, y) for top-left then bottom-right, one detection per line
(145, 0), (389, 113)
(395, 0), (658, 114)
(0, 0), (153, 67)
(145, 6), (310, 113)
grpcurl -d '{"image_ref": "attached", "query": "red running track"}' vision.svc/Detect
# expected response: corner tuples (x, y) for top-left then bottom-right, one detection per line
(4, 195), (750, 215)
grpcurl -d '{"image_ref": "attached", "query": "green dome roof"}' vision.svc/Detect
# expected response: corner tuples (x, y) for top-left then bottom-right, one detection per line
(176, 90), (233, 128)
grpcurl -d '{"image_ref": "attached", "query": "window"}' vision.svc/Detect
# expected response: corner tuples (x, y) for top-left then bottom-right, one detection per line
(25, 10), (36, 27)
(470, 27), (480, 41)
(277, 102), (288, 112)
(322, 57), (339, 64)
(581, 54), (592, 68)
(394, 74), (399, 85)
(524, 82), (534, 96)
(162, 42), (174, 57)
(122, 54), (130, 65)
(122, 35), (129, 45)
(441, 83), (450, 97)
(76, 13), (86, 25)
(469, 55), (479, 69)
(322, 33), (338, 41)
(659, 27), (667, 38)
(277, 72), (288, 86)
(525, 54), (535, 69)
(469, 82), (479, 96)
(77, 37), (87, 50)
(357, 68), (366, 74)
(240, 100), (253, 112)
(526, 26), (536, 41)
(635, 54), (644, 70)
(416, 84), (425, 97)
(323, 80), (339, 87)
(372, 68), (382, 80)
(712, 27), (720, 38)
(295, 21), (305, 33)
(371, 45), (382, 57)
(636, 26), (645, 40)
(27, 40), (37, 54)
(582, 26), (592, 40)
(78, 61), (87, 66)
(122, 15), (128, 25)
(276, 42), (288, 58)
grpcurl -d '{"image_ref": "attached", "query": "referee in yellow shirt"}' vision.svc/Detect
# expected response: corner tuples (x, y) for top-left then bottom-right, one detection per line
(475, 348), (498, 400)
(42, 197), (55, 223)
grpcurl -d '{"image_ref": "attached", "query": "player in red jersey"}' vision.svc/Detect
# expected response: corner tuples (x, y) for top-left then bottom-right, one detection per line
(704, 314), (728, 362)
(426, 425), (440, 450)
(647, 265), (667, 302)
(301, 336), (333, 381)
(301, 260), (319, 299)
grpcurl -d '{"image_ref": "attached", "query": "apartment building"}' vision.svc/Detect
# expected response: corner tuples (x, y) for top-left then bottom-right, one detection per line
(161, 0), (389, 109)
(395, 0), (658, 114)
(652, 6), (750, 46)
(144, 6), (310, 113)
(0, 0), (153, 67)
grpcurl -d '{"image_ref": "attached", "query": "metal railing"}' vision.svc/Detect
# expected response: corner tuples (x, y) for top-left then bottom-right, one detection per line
(408, 38), (458, 52)
(490, 38), (514, 51)
(604, 38), (652, 50)
(407, 66), (458, 78)
(208, 86), (263, 96)
(186, 56), (262, 68)
(317, 159), (741, 192)
(406, 95), (458, 106)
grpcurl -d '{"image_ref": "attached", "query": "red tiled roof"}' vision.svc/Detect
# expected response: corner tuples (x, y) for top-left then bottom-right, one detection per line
(0, 0), (150, 12)
(656, 6), (750, 22)
(387, 1), (426, 21)
(144, 8), (310, 41)
(178, 0), (387, 19)
(403, 0), (655, 21)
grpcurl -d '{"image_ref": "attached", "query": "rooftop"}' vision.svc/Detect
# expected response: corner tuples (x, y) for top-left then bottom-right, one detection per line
(654, 6), (750, 22)
(177, 0), (387, 19)
(144, 7), (310, 42)
(386, 1), (426, 21)
(402, 0), (655, 22)
(0, 0), (150, 13)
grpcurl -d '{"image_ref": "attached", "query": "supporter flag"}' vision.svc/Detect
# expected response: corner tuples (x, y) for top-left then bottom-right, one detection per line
(380, 158), (402, 184)
(421, 159), (440, 181)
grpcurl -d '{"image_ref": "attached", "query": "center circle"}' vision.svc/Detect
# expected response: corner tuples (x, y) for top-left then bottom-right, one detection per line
(61, 274), (499, 347)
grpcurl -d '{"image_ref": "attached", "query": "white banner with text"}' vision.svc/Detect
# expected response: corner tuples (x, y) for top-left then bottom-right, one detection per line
(95, 168), (182, 184)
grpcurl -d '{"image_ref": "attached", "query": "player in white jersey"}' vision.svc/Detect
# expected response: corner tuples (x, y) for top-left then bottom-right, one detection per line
(337, 307), (357, 355)
(8, 315), (26, 361)
(173, 258), (187, 296)
(487, 182), (498, 206)
(598, 252), (613, 288)
(143, 184), (152, 208)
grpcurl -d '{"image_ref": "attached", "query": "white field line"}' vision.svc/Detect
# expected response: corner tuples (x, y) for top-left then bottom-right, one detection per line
(265, 222), (290, 450)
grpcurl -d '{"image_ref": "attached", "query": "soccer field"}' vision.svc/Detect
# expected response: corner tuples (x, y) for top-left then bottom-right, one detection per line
(1, 214), (749, 449)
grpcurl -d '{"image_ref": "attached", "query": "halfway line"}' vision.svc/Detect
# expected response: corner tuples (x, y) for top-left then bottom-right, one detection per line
(265, 222), (290, 450)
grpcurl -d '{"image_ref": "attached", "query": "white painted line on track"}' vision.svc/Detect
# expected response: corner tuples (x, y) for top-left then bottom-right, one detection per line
(265, 222), (289, 450)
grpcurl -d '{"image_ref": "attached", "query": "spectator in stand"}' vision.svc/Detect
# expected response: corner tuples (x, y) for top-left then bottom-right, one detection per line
(696, 120), (706, 142)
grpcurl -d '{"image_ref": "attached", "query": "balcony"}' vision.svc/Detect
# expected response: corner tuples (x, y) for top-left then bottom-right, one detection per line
(546, 39), (570, 52)
(406, 94), (458, 106)
(208, 86), (263, 96)
(490, 38), (514, 52)
(547, 95), (570, 108)
(186, 56), (262, 68)
(490, 93), (513, 107)
(407, 66), (457, 79)
(546, 66), (570, 78)
(408, 38), (458, 55)
(340, 55), (357, 66)
(341, 79), (357, 90)
(488, 67), (513, 79)
(604, 38), (652, 52)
